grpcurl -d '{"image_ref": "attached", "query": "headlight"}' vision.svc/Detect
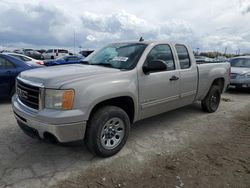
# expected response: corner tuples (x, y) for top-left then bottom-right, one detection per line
(45, 89), (74, 110)
(238, 72), (250, 78)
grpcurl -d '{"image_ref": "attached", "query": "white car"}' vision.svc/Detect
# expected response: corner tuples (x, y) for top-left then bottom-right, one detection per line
(42, 49), (69, 60)
(229, 56), (250, 88)
(4, 53), (44, 66)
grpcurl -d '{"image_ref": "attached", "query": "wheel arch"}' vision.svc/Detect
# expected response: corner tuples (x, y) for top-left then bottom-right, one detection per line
(88, 96), (135, 124)
(211, 77), (225, 93)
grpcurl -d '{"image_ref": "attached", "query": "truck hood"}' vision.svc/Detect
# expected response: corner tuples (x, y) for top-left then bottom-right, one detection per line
(19, 64), (121, 88)
(231, 67), (250, 74)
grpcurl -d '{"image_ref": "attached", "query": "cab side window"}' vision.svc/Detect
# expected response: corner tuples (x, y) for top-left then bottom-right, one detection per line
(146, 44), (175, 71)
(175, 45), (191, 69)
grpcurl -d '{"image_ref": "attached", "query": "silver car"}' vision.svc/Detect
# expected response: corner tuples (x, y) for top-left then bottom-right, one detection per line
(230, 56), (250, 88)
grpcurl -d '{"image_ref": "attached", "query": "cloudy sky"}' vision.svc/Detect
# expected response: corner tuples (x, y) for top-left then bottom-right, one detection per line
(0, 0), (250, 53)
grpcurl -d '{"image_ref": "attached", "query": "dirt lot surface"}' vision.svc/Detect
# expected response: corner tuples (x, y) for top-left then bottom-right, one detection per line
(0, 89), (249, 188)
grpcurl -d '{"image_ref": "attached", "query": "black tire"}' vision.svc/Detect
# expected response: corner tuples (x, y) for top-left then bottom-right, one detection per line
(201, 85), (221, 113)
(51, 56), (54, 59)
(85, 106), (130, 157)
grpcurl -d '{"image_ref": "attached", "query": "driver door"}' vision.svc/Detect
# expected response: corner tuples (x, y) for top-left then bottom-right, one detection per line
(138, 44), (180, 119)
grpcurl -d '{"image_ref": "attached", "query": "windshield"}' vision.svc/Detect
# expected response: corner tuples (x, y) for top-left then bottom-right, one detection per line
(230, 58), (250, 68)
(84, 43), (147, 70)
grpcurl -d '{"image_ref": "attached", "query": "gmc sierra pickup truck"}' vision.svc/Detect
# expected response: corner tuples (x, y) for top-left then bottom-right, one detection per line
(12, 41), (230, 157)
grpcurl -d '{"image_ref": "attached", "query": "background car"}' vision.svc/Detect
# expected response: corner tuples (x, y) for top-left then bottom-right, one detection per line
(42, 49), (70, 60)
(36, 49), (46, 54)
(13, 49), (24, 54)
(0, 54), (38, 98)
(195, 55), (214, 63)
(229, 56), (250, 89)
(44, 55), (85, 66)
(0, 49), (12, 53)
(24, 49), (44, 60)
(3, 53), (44, 67)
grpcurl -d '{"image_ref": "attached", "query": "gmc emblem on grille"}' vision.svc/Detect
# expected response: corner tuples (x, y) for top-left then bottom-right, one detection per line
(17, 88), (28, 99)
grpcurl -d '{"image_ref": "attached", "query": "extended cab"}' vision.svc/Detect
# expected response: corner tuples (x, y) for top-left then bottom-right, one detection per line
(12, 41), (230, 157)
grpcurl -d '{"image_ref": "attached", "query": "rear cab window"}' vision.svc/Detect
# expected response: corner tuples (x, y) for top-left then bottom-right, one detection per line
(175, 44), (191, 69)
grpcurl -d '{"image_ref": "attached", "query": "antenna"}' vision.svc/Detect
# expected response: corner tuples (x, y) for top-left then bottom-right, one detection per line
(139, 37), (144, 42)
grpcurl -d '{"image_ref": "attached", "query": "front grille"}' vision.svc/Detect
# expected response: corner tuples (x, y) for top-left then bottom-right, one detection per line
(17, 79), (39, 110)
(230, 73), (238, 79)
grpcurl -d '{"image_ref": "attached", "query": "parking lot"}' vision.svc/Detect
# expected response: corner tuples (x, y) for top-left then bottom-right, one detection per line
(0, 90), (249, 188)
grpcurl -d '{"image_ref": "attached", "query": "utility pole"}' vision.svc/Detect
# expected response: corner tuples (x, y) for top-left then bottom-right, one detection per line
(224, 47), (227, 56)
(196, 48), (199, 55)
(74, 30), (76, 55)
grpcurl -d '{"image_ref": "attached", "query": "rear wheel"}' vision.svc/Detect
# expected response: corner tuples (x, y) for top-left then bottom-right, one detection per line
(201, 85), (221, 113)
(85, 106), (130, 157)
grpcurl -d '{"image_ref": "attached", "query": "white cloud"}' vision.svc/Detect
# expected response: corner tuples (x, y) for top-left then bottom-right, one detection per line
(0, 0), (249, 53)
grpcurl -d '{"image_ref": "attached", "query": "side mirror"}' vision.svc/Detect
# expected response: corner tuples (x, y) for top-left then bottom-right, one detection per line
(142, 60), (167, 74)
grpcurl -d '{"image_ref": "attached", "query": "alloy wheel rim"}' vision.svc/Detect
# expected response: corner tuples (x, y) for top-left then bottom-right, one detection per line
(100, 117), (125, 150)
(210, 91), (220, 110)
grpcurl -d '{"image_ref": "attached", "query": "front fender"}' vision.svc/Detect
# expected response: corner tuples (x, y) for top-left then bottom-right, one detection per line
(61, 70), (139, 121)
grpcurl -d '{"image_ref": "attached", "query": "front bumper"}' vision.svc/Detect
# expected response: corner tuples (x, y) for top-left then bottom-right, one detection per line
(230, 78), (250, 88)
(12, 95), (87, 143)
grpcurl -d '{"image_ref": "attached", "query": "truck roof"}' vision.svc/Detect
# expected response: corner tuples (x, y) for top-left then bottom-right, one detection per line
(109, 40), (187, 45)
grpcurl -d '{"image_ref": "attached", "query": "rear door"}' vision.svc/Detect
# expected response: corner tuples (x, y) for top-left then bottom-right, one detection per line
(139, 44), (181, 119)
(0, 56), (17, 97)
(174, 44), (198, 105)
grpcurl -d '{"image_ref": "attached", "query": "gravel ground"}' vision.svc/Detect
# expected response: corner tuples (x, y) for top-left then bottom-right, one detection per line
(0, 89), (249, 188)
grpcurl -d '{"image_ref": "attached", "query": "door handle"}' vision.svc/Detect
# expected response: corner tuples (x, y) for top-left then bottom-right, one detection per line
(169, 75), (179, 81)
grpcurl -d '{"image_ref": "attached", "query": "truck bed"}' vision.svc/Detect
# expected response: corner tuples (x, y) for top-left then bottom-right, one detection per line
(195, 62), (230, 101)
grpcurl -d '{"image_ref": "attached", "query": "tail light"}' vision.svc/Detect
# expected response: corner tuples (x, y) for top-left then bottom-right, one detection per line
(36, 61), (44, 65)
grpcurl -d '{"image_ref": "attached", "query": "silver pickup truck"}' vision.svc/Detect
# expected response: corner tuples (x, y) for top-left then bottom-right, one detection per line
(12, 41), (230, 157)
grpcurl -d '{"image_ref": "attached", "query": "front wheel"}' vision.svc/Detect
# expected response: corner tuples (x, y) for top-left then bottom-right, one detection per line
(85, 106), (130, 157)
(201, 85), (221, 113)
